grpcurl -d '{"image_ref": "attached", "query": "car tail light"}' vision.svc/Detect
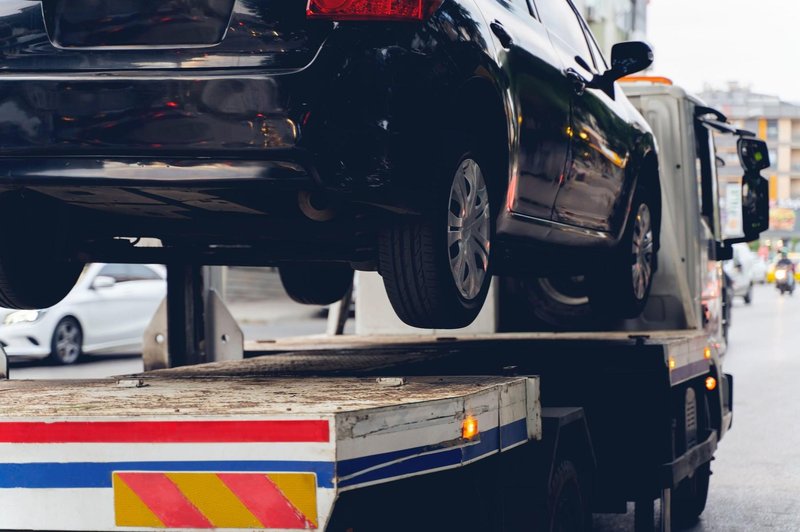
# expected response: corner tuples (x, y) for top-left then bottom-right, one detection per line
(306, 0), (443, 21)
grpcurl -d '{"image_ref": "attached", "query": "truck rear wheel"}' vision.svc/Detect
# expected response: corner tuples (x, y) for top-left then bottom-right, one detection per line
(545, 459), (590, 532)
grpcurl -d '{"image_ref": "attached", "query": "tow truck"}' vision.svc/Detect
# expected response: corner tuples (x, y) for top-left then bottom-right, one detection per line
(0, 80), (769, 532)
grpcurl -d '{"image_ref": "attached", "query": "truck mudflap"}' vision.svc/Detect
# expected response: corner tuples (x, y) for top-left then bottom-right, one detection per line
(0, 375), (540, 531)
(661, 431), (718, 489)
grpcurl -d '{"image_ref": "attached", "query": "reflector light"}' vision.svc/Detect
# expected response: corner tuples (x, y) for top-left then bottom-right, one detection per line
(704, 347), (712, 360)
(705, 376), (717, 391)
(462, 416), (479, 440)
(619, 76), (674, 86)
(307, 0), (443, 20)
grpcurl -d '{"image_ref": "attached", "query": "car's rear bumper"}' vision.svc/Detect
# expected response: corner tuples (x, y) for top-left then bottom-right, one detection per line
(0, 34), (444, 213)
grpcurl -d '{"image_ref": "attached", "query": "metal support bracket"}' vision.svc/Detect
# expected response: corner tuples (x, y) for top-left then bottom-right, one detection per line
(660, 488), (672, 532)
(0, 345), (7, 379)
(326, 282), (353, 336)
(143, 265), (243, 371)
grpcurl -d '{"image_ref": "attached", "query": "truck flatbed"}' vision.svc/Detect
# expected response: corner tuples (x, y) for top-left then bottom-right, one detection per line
(0, 330), (721, 531)
(0, 371), (539, 531)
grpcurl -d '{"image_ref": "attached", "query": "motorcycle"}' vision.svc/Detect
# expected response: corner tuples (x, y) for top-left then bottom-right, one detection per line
(775, 265), (795, 295)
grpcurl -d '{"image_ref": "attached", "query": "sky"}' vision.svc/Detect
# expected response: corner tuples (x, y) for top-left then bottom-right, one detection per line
(647, 0), (800, 102)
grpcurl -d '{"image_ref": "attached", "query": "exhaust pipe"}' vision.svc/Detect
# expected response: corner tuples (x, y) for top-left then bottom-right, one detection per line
(298, 190), (337, 222)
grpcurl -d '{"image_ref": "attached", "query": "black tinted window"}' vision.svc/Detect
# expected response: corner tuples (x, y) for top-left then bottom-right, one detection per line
(128, 265), (163, 281)
(98, 264), (162, 283)
(535, 0), (593, 63)
(98, 264), (129, 282)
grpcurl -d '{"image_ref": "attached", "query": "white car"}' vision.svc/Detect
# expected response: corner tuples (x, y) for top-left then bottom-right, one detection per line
(723, 244), (757, 304)
(0, 264), (166, 364)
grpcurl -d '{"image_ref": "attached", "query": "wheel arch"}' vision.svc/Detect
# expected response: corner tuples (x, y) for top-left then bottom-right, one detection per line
(636, 148), (663, 250)
(445, 74), (514, 203)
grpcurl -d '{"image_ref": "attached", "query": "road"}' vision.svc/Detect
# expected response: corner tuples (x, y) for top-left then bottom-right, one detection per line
(7, 283), (798, 530)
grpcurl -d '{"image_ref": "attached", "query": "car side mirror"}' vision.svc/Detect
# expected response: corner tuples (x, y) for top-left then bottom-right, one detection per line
(608, 41), (654, 81)
(92, 275), (116, 289)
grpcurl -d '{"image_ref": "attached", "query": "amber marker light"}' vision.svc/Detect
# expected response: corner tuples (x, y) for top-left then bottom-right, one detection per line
(704, 347), (712, 360)
(705, 376), (717, 391)
(668, 357), (676, 370)
(462, 416), (479, 440)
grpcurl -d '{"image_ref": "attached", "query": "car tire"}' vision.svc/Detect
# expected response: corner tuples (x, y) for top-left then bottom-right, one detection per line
(0, 202), (83, 310)
(379, 152), (493, 329)
(278, 262), (354, 305)
(589, 185), (658, 319)
(499, 275), (614, 332)
(49, 317), (83, 365)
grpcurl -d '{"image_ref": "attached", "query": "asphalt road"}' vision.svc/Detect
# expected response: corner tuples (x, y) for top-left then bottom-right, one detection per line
(7, 284), (798, 530)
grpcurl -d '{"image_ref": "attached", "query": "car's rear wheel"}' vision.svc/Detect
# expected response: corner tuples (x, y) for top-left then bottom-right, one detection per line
(49, 317), (83, 365)
(379, 153), (493, 329)
(589, 186), (657, 318)
(278, 262), (354, 305)
(0, 201), (84, 310)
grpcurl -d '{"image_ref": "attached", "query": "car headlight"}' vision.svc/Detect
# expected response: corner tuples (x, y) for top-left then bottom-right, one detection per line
(4, 310), (42, 325)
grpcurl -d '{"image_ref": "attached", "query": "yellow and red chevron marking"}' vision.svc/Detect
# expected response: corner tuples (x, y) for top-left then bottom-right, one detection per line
(113, 472), (318, 529)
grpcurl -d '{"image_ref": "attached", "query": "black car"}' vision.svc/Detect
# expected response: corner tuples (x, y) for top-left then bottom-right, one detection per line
(0, 0), (659, 329)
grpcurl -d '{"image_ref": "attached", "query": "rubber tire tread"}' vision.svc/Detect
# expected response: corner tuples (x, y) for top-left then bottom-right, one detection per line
(379, 221), (441, 328)
(278, 262), (354, 306)
(379, 151), (493, 329)
(0, 203), (83, 309)
(545, 459), (590, 532)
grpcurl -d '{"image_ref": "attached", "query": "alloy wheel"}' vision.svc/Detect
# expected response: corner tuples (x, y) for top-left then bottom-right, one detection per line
(447, 158), (491, 300)
(54, 319), (81, 364)
(631, 202), (654, 300)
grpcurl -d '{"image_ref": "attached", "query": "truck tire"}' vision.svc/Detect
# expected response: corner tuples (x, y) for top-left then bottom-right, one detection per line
(671, 389), (712, 526)
(589, 185), (658, 318)
(545, 459), (590, 532)
(278, 262), (353, 305)
(379, 152), (493, 329)
(671, 462), (711, 527)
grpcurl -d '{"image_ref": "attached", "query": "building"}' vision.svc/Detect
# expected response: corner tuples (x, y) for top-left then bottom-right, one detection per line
(700, 84), (800, 244)
(578, 0), (648, 56)
(699, 84), (800, 205)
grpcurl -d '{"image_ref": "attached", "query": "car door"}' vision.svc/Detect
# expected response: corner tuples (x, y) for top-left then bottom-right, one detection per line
(476, 0), (572, 220)
(535, 0), (634, 233)
(76, 263), (131, 348)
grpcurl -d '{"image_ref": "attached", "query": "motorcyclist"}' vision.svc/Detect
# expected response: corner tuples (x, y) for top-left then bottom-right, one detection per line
(775, 251), (796, 292)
